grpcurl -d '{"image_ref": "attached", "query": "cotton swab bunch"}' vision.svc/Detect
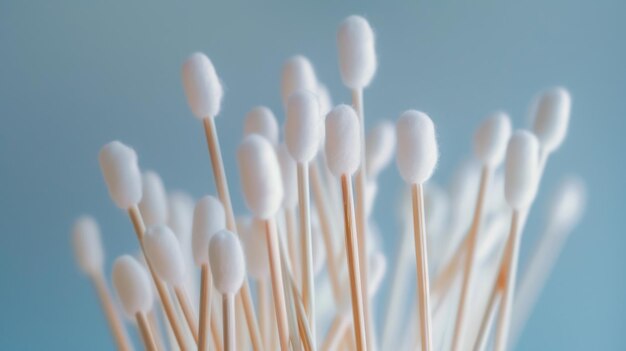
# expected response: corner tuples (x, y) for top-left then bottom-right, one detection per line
(72, 14), (587, 351)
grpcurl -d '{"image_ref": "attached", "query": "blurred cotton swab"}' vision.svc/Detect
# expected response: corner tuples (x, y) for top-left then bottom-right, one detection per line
(237, 134), (290, 351)
(276, 144), (301, 284)
(337, 16), (378, 349)
(325, 104), (367, 351)
(396, 110), (439, 351)
(285, 90), (322, 343)
(450, 112), (511, 351)
(209, 230), (247, 351)
(139, 171), (169, 227)
(182, 52), (264, 351)
(72, 217), (134, 351)
(112, 255), (157, 351)
(192, 195), (226, 351)
(244, 106), (280, 146)
(99, 141), (187, 349)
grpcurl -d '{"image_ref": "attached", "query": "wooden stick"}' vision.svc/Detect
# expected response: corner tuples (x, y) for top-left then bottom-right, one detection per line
(202, 117), (265, 351)
(136, 312), (158, 351)
(285, 208), (300, 286)
(199, 264), (210, 351)
(291, 276), (315, 351)
(174, 286), (199, 343)
(264, 218), (291, 351)
(340, 175), (367, 351)
(128, 205), (188, 350)
(472, 276), (503, 351)
(450, 166), (490, 351)
(276, 224), (304, 351)
(91, 272), (134, 351)
(297, 162), (316, 344)
(310, 162), (343, 302)
(321, 313), (350, 351)
(258, 279), (271, 350)
(223, 294), (236, 351)
(147, 309), (165, 351)
(410, 183), (433, 351)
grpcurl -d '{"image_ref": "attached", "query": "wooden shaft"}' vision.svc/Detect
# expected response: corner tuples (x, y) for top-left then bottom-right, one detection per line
(321, 313), (350, 351)
(494, 211), (521, 351)
(128, 205), (188, 350)
(199, 265), (210, 351)
(202, 117), (264, 351)
(174, 286), (199, 343)
(211, 298), (223, 351)
(472, 280), (503, 351)
(223, 294), (236, 351)
(258, 279), (271, 350)
(136, 312), (158, 351)
(297, 162), (316, 344)
(341, 175), (367, 351)
(351, 88), (374, 351)
(91, 272), (134, 351)
(276, 225), (303, 351)
(265, 218), (291, 351)
(450, 167), (491, 351)
(146, 309), (165, 351)
(411, 184), (433, 351)
(310, 162), (343, 302)
(285, 207), (300, 285)
(291, 278), (315, 351)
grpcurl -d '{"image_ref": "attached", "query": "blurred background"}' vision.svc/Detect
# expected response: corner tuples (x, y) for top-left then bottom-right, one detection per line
(1, 0), (624, 349)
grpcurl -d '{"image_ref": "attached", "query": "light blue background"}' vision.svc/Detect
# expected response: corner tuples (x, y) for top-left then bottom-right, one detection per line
(1, 1), (624, 349)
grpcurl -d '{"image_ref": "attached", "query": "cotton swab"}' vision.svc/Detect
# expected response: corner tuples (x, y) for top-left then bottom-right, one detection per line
(182, 52), (264, 351)
(276, 144), (301, 284)
(72, 216), (134, 351)
(168, 191), (198, 308)
(325, 104), (367, 351)
(99, 141), (188, 350)
(510, 176), (586, 347)
(281, 55), (318, 106)
(285, 90), (322, 343)
(450, 112), (511, 351)
(112, 255), (158, 351)
(244, 106), (280, 146)
(192, 195), (226, 351)
(396, 110), (439, 351)
(208, 230), (247, 351)
(143, 224), (199, 344)
(531, 87), (572, 163)
(237, 134), (290, 351)
(139, 171), (169, 227)
(492, 130), (540, 351)
(337, 16), (378, 350)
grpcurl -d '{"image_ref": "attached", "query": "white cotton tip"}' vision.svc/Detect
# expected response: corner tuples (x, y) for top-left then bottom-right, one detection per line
(143, 225), (187, 287)
(276, 144), (298, 209)
(181, 52), (223, 119)
(99, 141), (143, 209)
(473, 112), (512, 166)
(368, 251), (387, 297)
(138, 171), (168, 227)
(324, 104), (361, 176)
(548, 175), (586, 234)
(285, 90), (322, 163)
(311, 221), (326, 275)
(237, 134), (284, 219)
(209, 230), (247, 295)
(72, 216), (104, 276)
(167, 191), (195, 244)
(366, 120), (396, 178)
(504, 130), (540, 209)
(364, 180), (378, 219)
(112, 255), (154, 316)
(281, 55), (318, 107)
(531, 87), (571, 153)
(396, 110), (439, 184)
(240, 218), (270, 280)
(244, 106), (279, 146)
(337, 15), (377, 89)
(192, 196), (226, 266)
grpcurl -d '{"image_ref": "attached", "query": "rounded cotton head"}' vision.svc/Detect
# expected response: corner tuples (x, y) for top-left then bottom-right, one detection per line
(281, 55), (318, 107)
(181, 52), (223, 119)
(504, 130), (540, 209)
(285, 90), (321, 163)
(112, 255), (154, 316)
(366, 120), (396, 178)
(531, 87), (571, 153)
(167, 191), (195, 245)
(99, 141), (143, 209)
(548, 175), (586, 233)
(209, 230), (247, 294)
(317, 83), (333, 146)
(337, 15), (377, 89)
(143, 225), (187, 287)
(396, 110), (439, 184)
(276, 144), (298, 209)
(240, 218), (269, 280)
(192, 195), (226, 266)
(473, 112), (512, 166)
(324, 104), (361, 177)
(244, 106), (279, 146)
(237, 134), (284, 219)
(72, 215), (104, 276)
(139, 171), (168, 227)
